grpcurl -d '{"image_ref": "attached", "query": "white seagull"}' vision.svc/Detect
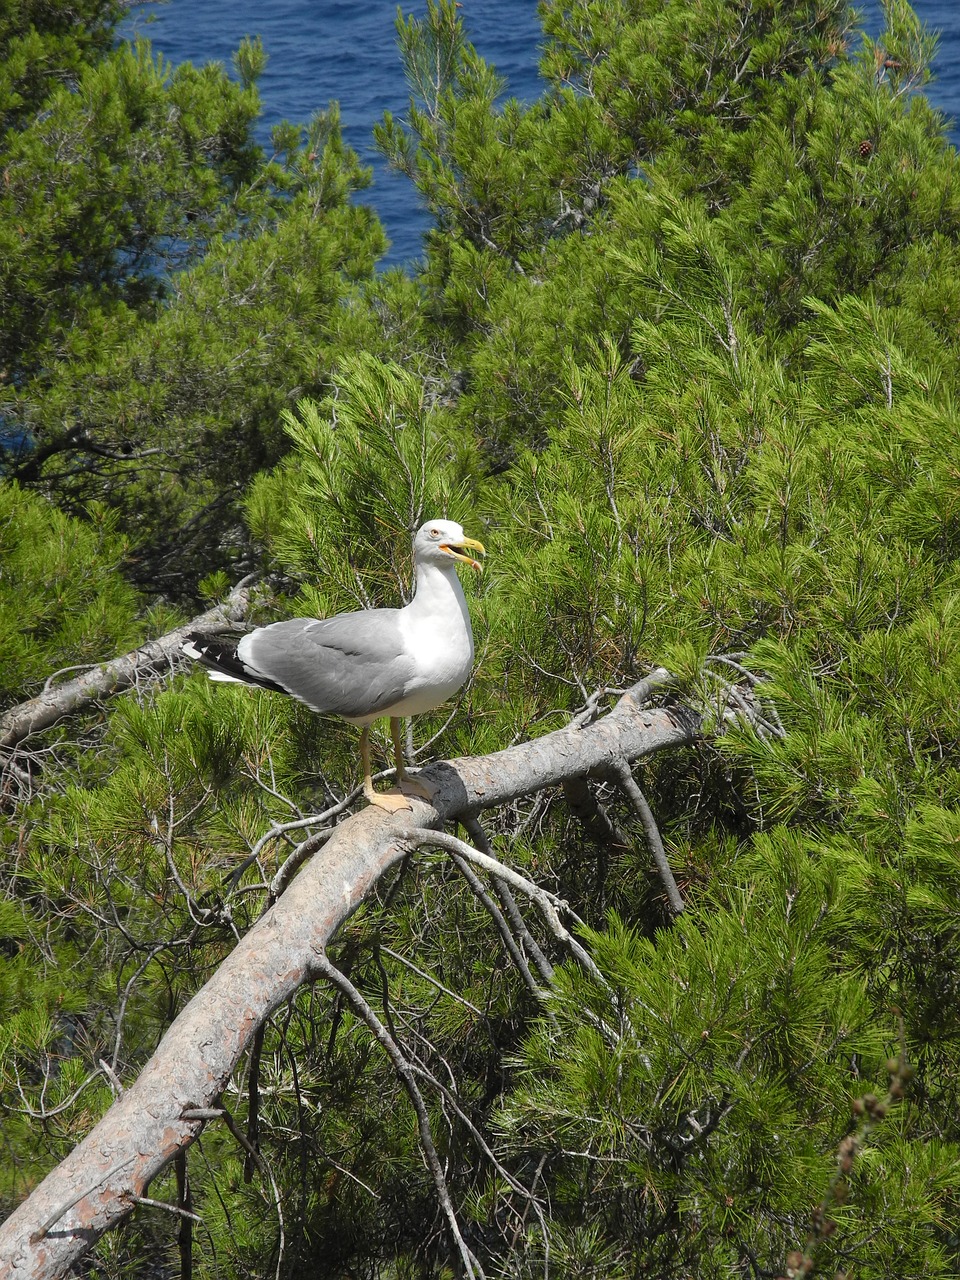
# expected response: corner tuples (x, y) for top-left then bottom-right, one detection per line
(182, 519), (484, 811)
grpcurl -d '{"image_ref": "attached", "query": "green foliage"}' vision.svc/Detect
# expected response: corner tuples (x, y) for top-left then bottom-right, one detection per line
(246, 352), (481, 598)
(0, 38), (262, 377)
(0, 0), (127, 130)
(377, 0), (559, 268)
(0, 483), (142, 707)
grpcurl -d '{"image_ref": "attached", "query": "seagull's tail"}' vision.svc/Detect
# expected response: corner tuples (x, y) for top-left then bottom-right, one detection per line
(181, 633), (286, 694)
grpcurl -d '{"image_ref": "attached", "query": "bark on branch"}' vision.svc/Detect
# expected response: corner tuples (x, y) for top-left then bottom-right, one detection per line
(0, 581), (254, 754)
(0, 668), (697, 1279)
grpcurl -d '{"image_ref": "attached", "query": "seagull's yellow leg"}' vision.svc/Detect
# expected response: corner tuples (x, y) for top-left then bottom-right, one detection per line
(391, 717), (438, 802)
(361, 723), (413, 812)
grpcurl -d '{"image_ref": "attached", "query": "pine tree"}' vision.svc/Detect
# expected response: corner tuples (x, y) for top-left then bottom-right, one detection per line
(0, 12), (386, 595)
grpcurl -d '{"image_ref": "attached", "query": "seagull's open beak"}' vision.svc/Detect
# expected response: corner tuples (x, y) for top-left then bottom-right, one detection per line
(441, 537), (485, 572)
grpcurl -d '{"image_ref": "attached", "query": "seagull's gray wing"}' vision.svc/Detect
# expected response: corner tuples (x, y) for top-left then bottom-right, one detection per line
(240, 610), (416, 719)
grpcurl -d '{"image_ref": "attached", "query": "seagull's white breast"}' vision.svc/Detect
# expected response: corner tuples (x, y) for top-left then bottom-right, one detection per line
(389, 568), (475, 716)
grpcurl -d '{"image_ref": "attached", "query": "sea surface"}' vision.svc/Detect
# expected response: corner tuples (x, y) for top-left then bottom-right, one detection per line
(120, 1), (960, 269)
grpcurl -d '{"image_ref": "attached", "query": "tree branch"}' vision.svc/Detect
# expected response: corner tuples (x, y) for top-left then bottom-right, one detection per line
(0, 579), (255, 754)
(462, 815), (556, 988)
(401, 826), (606, 986)
(0, 667), (698, 1279)
(444, 843), (554, 1012)
(609, 761), (685, 916)
(313, 953), (485, 1280)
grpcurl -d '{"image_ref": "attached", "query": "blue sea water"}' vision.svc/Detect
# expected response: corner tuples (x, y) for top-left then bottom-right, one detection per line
(121, 1), (543, 266)
(120, 1), (960, 269)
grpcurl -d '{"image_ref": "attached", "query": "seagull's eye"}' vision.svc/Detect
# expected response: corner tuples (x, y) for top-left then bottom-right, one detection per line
(429, 527), (441, 537)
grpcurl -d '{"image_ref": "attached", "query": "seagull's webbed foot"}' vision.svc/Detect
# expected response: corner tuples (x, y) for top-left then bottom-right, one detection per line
(360, 721), (439, 812)
(365, 786), (414, 813)
(362, 776), (436, 812)
(385, 718), (440, 808)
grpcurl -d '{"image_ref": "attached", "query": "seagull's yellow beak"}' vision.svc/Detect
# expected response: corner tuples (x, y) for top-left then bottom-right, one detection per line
(441, 537), (485, 572)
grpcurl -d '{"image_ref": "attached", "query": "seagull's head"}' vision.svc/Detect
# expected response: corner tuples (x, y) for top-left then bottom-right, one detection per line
(415, 519), (485, 572)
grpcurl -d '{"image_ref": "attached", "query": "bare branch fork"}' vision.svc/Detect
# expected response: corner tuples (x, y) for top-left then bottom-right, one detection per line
(461, 814), (555, 987)
(312, 950), (552, 1277)
(444, 839), (553, 1010)
(401, 826), (606, 986)
(0, 668), (705, 1279)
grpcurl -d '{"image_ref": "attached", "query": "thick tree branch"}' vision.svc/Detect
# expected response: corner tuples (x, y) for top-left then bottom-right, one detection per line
(0, 580), (255, 753)
(0, 668), (698, 1279)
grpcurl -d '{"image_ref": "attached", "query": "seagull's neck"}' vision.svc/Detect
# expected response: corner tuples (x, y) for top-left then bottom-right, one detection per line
(407, 559), (473, 644)
(410, 558), (467, 611)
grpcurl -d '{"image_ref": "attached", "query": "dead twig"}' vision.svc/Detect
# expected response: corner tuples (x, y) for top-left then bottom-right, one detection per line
(313, 952), (485, 1280)
(609, 761), (684, 917)
(400, 827), (607, 988)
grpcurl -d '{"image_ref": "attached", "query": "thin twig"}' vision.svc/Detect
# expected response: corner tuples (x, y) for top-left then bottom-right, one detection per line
(175, 1150), (193, 1280)
(379, 945), (486, 1019)
(609, 761), (684, 916)
(244, 1024), (265, 1183)
(223, 1110), (286, 1279)
(98, 1058), (124, 1098)
(400, 827), (608, 988)
(447, 848), (555, 1017)
(132, 1194), (202, 1224)
(183, 1105), (286, 1279)
(462, 816), (555, 987)
(268, 827), (334, 901)
(313, 952), (486, 1280)
(405, 1053), (547, 1217)
(0, 577), (256, 751)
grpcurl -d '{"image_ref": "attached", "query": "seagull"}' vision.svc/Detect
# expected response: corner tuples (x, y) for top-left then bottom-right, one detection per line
(181, 519), (484, 811)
